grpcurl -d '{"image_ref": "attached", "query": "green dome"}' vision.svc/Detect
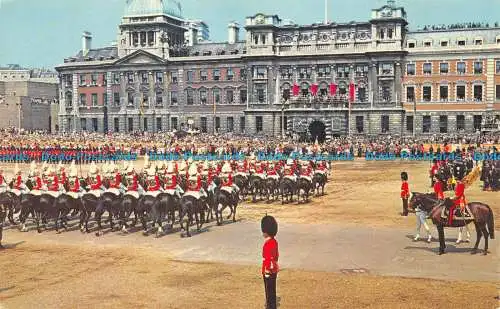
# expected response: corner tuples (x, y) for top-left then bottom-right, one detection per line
(124, 0), (182, 18)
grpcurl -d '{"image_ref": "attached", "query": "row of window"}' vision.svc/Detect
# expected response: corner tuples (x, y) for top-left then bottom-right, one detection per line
(405, 115), (483, 133)
(70, 88), (249, 107)
(405, 84), (492, 102)
(78, 116), (248, 134)
(279, 65), (371, 79)
(353, 115), (483, 134)
(407, 37), (500, 48)
(406, 61), (488, 76)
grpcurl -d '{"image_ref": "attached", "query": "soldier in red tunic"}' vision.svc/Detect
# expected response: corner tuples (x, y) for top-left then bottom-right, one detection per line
(261, 215), (279, 309)
(400, 172), (410, 216)
(447, 167), (467, 224)
(433, 175), (444, 200)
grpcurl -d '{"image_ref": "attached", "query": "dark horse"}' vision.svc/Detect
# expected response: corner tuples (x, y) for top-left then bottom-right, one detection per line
(179, 194), (203, 237)
(312, 172), (327, 196)
(280, 177), (296, 204)
(409, 192), (495, 255)
(213, 187), (237, 225)
(297, 177), (314, 203)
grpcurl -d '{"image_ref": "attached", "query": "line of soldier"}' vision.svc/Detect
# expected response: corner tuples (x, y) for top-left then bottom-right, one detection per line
(0, 154), (330, 201)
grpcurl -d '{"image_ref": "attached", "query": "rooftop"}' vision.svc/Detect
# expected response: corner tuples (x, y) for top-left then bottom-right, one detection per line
(124, 0), (182, 18)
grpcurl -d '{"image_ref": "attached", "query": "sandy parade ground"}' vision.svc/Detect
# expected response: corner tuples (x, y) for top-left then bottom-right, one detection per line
(0, 159), (499, 309)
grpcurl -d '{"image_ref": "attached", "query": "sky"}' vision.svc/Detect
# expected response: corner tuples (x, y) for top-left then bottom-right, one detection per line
(0, 0), (497, 69)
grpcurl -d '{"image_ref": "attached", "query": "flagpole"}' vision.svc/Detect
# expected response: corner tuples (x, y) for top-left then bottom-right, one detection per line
(324, 0), (328, 24)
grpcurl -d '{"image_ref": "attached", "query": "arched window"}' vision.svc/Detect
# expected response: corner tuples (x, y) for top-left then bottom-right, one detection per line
(338, 82), (347, 95)
(319, 82), (328, 97)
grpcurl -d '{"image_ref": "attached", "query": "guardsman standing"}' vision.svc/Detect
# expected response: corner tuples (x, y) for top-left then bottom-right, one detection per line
(261, 215), (279, 309)
(400, 171), (410, 216)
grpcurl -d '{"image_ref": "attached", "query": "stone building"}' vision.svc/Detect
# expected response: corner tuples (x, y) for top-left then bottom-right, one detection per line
(55, 0), (500, 139)
(0, 80), (59, 131)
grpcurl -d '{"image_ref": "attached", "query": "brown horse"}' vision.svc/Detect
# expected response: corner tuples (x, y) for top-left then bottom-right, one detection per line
(409, 192), (495, 255)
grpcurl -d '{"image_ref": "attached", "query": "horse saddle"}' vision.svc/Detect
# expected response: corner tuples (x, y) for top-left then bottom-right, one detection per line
(65, 192), (80, 199)
(441, 207), (472, 220)
(45, 191), (60, 198)
(221, 186), (233, 194)
(300, 175), (312, 182)
(106, 188), (121, 196)
(87, 190), (102, 198)
(254, 174), (266, 179)
(10, 189), (21, 196)
(284, 175), (297, 182)
(30, 190), (42, 196)
(124, 191), (140, 199)
(183, 191), (201, 200)
(145, 191), (161, 198)
(163, 189), (176, 196)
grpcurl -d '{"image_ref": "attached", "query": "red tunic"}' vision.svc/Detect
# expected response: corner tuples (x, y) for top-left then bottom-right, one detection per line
(453, 182), (466, 207)
(33, 177), (43, 190)
(109, 173), (122, 189)
(13, 175), (22, 190)
(222, 174), (233, 187)
(267, 167), (278, 176)
(147, 175), (161, 191)
(89, 175), (102, 190)
(61, 171), (67, 184)
(300, 168), (311, 177)
(400, 181), (409, 199)
(164, 175), (177, 190)
(430, 164), (438, 176)
(262, 238), (279, 275)
(69, 177), (80, 192)
(0, 174), (5, 185)
(48, 176), (59, 191)
(255, 165), (265, 174)
(127, 174), (138, 191)
(433, 181), (444, 200)
(187, 175), (202, 191)
(284, 167), (295, 176)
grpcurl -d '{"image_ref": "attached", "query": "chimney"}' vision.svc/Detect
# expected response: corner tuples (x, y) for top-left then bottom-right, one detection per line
(82, 31), (92, 56)
(228, 22), (240, 44)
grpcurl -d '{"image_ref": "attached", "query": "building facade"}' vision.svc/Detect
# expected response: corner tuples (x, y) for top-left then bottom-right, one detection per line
(0, 80), (59, 131)
(55, 0), (500, 139)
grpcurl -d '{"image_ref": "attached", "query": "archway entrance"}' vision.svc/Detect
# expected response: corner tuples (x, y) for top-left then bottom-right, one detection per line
(309, 120), (326, 143)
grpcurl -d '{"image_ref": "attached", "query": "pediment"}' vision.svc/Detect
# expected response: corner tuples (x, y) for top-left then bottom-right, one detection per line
(114, 50), (166, 65)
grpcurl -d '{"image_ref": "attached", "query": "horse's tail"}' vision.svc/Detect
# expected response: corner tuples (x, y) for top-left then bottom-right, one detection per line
(487, 206), (495, 239)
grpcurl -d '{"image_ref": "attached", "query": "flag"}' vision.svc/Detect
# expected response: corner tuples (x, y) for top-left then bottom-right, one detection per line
(349, 82), (355, 104)
(330, 83), (337, 96)
(292, 83), (300, 96)
(310, 84), (318, 96)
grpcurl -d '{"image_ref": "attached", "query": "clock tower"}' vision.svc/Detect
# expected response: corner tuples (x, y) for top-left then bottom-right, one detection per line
(245, 13), (282, 56)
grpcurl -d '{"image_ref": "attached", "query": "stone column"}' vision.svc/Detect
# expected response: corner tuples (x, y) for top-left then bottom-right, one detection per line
(394, 62), (401, 106)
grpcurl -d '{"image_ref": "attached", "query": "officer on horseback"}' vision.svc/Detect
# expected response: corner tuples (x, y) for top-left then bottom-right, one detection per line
(67, 164), (83, 199)
(125, 162), (142, 198)
(145, 165), (163, 197)
(283, 159), (297, 182)
(107, 162), (125, 195)
(163, 161), (183, 199)
(299, 160), (313, 182)
(10, 163), (28, 196)
(185, 163), (207, 199)
(220, 162), (239, 201)
(266, 162), (280, 181)
(87, 162), (104, 197)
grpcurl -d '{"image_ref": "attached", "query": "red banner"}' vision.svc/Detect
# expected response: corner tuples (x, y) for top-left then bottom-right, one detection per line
(349, 82), (355, 103)
(329, 83), (337, 96)
(310, 84), (318, 96)
(292, 83), (300, 96)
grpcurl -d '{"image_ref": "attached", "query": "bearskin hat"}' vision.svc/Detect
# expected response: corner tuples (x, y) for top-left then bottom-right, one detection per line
(261, 215), (278, 237)
(454, 165), (465, 181)
(400, 171), (408, 181)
